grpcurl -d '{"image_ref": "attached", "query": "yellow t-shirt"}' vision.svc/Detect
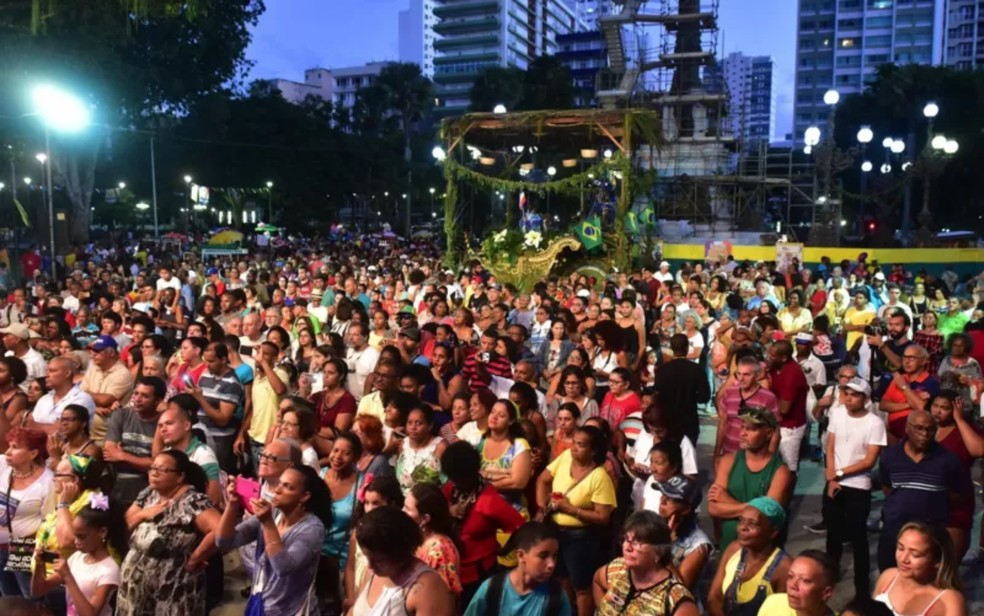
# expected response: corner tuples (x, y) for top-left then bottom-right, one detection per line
(546, 449), (617, 528)
(842, 306), (875, 350)
(356, 391), (386, 422)
(248, 367), (290, 442)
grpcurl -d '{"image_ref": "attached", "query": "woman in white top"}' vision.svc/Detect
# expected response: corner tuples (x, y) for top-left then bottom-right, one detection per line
(628, 405), (698, 510)
(0, 427), (56, 596)
(872, 522), (966, 616)
(352, 507), (453, 616)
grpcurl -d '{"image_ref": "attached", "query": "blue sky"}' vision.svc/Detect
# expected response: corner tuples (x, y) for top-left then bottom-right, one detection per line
(246, 0), (797, 138)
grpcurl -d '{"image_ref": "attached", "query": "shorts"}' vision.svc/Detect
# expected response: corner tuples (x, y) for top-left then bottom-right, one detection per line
(778, 424), (807, 472)
(556, 526), (602, 591)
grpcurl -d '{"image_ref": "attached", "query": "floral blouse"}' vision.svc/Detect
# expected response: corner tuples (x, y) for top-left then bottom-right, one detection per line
(415, 534), (462, 595)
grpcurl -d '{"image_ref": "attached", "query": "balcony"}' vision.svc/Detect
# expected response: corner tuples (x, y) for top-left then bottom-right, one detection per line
(433, 14), (500, 35)
(434, 33), (498, 50)
(434, 50), (500, 64)
(433, 0), (499, 19)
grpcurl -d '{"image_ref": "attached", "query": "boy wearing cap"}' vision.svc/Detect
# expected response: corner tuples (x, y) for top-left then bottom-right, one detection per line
(654, 476), (712, 589)
(822, 377), (886, 597)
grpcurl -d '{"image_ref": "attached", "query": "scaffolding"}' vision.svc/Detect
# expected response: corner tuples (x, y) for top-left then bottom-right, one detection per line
(596, 0), (815, 242)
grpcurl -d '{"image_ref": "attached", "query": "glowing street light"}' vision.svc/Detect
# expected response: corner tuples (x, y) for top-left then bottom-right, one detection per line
(603, 149), (613, 159)
(493, 104), (507, 114)
(35, 153), (47, 164)
(24, 177), (31, 185)
(183, 175), (192, 184)
(823, 89), (840, 106)
(431, 146), (446, 161)
(944, 140), (959, 155)
(118, 182), (126, 190)
(931, 135), (947, 150)
(880, 163), (892, 174)
(32, 85), (90, 133)
(136, 202), (150, 210)
(890, 139), (905, 154)
(547, 166), (557, 177)
(923, 102), (939, 119)
(882, 137), (894, 149)
(861, 161), (873, 172)
(856, 127), (873, 144)
(804, 126), (821, 147)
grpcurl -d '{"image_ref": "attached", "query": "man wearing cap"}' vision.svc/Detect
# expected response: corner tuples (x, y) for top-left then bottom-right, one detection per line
(655, 261), (674, 285)
(29, 357), (95, 433)
(821, 377), (886, 596)
(81, 334), (135, 443)
(709, 406), (793, 549)
(757, 550), (837, 616)
(397, 326), (430, 367)
(767, 340), (810, 473)
(1, 323), (46, 392)
(345, 323), (379, 401)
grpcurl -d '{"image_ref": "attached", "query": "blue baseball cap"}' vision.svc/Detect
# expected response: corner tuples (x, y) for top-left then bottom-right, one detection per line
(88, 335), (118, 352)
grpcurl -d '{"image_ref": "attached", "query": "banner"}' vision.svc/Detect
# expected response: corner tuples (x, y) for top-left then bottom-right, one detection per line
(776, 242), (804, 273)
(704, 240), (732, 264)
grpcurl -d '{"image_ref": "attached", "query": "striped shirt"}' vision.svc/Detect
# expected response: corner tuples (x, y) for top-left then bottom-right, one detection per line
(198, 368), (246, 437)
(878, 442), (972, 528)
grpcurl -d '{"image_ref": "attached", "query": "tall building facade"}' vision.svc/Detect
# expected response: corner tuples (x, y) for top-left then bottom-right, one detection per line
(944, 0), (984, 68)
(556, 30), (608, 107)
(432, 0), (580, 114)
(399, 0), (440, 78)
(567, 0), (614, 30)
(722, 53), (776, 145)
(794, 0), (945, 139)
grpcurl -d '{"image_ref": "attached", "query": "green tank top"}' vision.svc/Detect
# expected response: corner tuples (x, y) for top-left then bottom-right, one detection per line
(719, 450), (783, 548)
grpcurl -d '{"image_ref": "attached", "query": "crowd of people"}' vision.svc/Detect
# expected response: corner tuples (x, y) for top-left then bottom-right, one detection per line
(0, 239), (978, 616)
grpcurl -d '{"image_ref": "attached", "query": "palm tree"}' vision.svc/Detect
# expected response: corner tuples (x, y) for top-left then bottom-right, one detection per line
(30, 0), (207, 32)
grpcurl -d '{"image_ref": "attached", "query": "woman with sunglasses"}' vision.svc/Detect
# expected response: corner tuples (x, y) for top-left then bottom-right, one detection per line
(593, 511), (698, 616)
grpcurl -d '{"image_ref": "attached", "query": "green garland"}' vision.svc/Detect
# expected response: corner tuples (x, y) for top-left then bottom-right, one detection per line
(442, 155), (632, 197)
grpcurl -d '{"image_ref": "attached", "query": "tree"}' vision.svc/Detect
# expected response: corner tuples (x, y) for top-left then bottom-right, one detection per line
(519, 56), (575, 111)
(0, 0), (264, 242)
(470, 66), (525, 113)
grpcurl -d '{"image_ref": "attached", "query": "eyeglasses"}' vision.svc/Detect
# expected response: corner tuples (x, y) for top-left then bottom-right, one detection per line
(257, 452), (291, 463)
(148, 466), (179, 474)
(621, 535), (655, 551)
(280, 420), (299, 428)
(609, 379), (626, 386)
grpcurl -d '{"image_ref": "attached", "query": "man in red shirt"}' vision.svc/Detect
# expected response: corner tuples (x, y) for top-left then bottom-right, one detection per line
(879, 344), (939, 441)
(768, 340), (810, 475)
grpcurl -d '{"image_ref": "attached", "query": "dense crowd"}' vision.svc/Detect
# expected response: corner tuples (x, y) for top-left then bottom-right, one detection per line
(0, 238), (978, 616)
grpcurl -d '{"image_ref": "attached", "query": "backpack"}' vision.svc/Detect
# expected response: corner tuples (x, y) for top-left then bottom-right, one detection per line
(485, 571), (564, 616)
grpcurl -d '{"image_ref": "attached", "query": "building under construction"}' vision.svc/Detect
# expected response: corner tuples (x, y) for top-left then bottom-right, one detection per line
(596, 0), (818, 243)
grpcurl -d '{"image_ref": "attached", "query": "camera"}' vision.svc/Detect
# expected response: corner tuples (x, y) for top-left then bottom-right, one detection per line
(864, 322), (884, 337)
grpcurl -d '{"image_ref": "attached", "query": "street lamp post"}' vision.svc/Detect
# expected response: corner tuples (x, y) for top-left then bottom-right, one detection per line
(184, 175), (193, 229)
(266, 181), (274, 222)
(429, 187), (435, 219)
(856, 126), (873, 222)
(32, 85), (90, 279)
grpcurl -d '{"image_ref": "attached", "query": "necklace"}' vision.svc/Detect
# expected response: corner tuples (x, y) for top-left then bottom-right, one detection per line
(12, 465), (37, 480)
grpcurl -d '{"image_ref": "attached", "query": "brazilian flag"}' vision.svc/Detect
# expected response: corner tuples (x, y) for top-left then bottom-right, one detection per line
(625, 211), (640, 235)
(575, 215), (603, 250)
(641, 204), (655, 229)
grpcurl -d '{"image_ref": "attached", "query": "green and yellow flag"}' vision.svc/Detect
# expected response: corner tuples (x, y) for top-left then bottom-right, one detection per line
(12, 199), (30, 227)
(625, 211), (639, 235)
(641, 204), (655, 229)
(575, 215), (603, 250)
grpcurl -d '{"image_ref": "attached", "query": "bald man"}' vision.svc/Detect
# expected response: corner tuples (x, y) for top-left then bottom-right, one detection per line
(876, 410), (972, 570)
(30, 357), (96, 433)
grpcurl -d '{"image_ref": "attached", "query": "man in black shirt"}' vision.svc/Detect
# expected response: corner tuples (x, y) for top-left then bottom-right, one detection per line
(654, 333), (710, 444)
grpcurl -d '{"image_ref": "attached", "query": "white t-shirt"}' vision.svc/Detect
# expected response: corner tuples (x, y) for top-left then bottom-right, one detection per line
(346, 346), (380, 402)
(629, 432), (698, 508)
(156, 277), (181, 292)
(488, 375), (547, 415)
(457, 422), (484, 447)
(8, 347), (47, 393)
(301, 446), (320, 471)
(32, 385), (97, 425)
(686, 331), (704, 364)
(797, 354), (827, 389)
(827, 409), (887, 490)
(66, 552), (120, 616)
(0, 458), (54, 543)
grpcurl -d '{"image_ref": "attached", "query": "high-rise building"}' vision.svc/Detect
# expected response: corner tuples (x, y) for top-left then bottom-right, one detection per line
(794, 0), (945, 139)
(722, 53), (776, 145)
(432, 0), (581, 114)
(944, 0), (984, 68)
(556, 30), (608, 107)
(567, 0), (615, 30)
(399, 0), (441, 78)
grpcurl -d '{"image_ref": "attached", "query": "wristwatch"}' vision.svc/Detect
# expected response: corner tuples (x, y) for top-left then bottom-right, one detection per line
(835, 469), (844, 479)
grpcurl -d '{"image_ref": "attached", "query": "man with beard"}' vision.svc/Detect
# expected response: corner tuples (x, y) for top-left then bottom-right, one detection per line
(866, 309), (913, 395)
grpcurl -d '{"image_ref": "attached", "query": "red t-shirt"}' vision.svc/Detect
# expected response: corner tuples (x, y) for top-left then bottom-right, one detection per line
(441, 482), (525, 584)
(311, 389), (356, 429)
(769, 359), (809, 429)
(599, 391), (642, 428)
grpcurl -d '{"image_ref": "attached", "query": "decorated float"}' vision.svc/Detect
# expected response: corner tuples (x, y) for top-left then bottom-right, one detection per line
(434, 109), (663, 291)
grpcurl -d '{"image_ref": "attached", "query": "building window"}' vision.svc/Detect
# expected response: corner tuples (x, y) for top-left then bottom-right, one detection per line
(839, 37), (856, 48)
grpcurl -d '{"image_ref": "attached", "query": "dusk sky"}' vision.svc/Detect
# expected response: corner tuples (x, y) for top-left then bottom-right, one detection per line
(246, 0), (798, 138)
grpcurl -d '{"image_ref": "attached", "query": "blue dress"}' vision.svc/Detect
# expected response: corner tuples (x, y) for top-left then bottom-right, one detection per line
(319, 469), (362, 567)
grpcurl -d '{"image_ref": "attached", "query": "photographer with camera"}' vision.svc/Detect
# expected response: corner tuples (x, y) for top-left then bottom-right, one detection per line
(861, 310), (914, 397)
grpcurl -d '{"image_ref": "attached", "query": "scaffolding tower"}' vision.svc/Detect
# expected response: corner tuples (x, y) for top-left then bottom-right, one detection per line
(597, 0), (813, 241)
